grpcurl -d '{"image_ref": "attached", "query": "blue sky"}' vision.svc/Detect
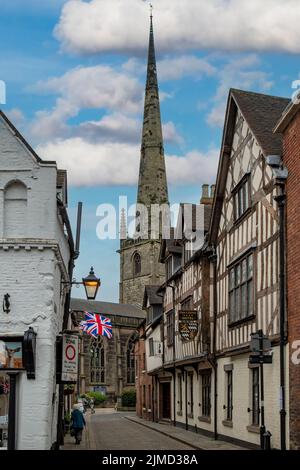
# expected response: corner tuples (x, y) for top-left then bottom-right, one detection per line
(1, 0), (299, 302)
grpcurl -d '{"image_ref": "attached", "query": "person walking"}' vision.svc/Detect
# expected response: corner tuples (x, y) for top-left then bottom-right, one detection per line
(70, 403), (86, 445)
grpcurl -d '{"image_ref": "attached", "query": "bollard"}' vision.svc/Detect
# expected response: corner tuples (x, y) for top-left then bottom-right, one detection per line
(263, 430), (272, 450)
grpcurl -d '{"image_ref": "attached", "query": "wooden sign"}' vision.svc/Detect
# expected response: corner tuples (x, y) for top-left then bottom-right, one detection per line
(178, 310), (198, 341)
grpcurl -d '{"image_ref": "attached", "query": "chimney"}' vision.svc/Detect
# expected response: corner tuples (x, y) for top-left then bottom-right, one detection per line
(210, 185), (216, 198)
(200, 184), (213, 205)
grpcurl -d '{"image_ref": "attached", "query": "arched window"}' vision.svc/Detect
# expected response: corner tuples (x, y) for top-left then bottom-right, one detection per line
(133, 253), (141, 276)
(4, 181), (27, 237)
(127, 337), (136, 384)
(90, 336), (105, 384)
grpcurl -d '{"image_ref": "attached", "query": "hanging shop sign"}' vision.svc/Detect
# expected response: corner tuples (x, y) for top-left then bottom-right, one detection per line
(0, 337), (24, 370)
(60, 333), (79, 383)
(178, 310), (199, 341)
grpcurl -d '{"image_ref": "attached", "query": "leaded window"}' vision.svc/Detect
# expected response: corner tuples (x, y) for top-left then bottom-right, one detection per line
(90, 336), (105, 384)
(229, 253), (253, 323)
(166, 310), (174, 346)
(133, 253), (141, 276)
(233, 176), (251, 221)
(201, 371), (211, 417)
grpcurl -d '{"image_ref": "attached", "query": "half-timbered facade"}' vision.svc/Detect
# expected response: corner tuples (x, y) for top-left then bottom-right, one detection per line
(141, 89), (292, 449)
(209, 89), (289, 448)
(158, 190), (214, 431)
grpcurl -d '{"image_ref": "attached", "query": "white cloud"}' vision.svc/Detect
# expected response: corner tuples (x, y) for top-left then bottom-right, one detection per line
(6, 108), (25, 127)
(37, 138), (140, 186)
(33, 65), (143, 113)
(29, 65), (144, 140)
(162, 121), (183, 145)
(206, 55), (274, 127)
(166, 149), (218, 185)
(55, 0), (300, 55)
(122, 55), (216, 82)
(158, 56), (216, 81)
(36, 137), (217, 187)
(77, 113), (140, 144)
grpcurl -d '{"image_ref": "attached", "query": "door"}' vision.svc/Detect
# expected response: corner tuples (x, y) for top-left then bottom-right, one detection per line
(0, 373), (10, 449)
(161, 382), (171, 420)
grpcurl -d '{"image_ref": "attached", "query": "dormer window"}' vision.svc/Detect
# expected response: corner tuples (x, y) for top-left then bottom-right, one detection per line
(133, 252), (141, 276)
(233, 174), (251, 222)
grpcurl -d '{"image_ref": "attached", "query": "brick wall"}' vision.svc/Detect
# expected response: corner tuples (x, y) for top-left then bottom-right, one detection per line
(282, 110), (300, 449)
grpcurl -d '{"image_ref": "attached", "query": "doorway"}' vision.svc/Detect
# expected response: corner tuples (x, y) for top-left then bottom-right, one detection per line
(160, 382), (171, 420)
(0, 373), (10, 449)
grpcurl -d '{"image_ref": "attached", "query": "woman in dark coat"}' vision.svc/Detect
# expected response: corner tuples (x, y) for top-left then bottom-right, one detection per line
(71, 404), (86, 444)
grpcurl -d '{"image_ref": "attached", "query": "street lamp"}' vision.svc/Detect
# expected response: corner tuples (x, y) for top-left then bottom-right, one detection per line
(62, 266), (101, 301)
(82, 267), (101, 300)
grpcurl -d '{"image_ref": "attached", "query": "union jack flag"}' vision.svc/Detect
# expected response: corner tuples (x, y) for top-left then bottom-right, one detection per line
(79, 311), (112, 339)
(3, 380), (9, 395)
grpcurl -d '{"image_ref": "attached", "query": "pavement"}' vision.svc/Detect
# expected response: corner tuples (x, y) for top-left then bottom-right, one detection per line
(61, 408), (248, 451)
(60, 411), (92, 450)
(125, 416), (247, 451)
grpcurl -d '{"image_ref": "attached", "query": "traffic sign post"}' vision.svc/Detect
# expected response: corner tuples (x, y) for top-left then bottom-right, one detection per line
(249, 330), (273, 449)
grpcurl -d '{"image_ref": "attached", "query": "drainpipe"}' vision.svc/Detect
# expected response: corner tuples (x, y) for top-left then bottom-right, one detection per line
(171, 285), (176, 427)
(275, 187), (287, 451)
(56, 202), (82, 449)
(185, 369), (188, 430)
(209, 249), (218, 440)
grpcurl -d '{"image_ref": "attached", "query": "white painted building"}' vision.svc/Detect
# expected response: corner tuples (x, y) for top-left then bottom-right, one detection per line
(0, 111), (72, 449)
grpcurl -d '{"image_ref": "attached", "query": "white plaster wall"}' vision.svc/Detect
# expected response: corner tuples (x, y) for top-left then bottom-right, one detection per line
(0, 249), (64, 449)
(0, 115), (71, 449)
(146, 326), (162, 372)
(173, 369), (215, 434)
(217, 347), (289, 449)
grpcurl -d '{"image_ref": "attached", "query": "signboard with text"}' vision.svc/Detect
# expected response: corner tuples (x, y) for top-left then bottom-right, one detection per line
(178, 310), (198, 341)
(61, 334), (78, 383)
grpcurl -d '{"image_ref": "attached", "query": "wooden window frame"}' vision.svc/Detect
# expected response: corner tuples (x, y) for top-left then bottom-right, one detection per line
(226, 370), (233, 421)
(180, 295), (193, 311)
(166, 310), (174, 347)
(201, 371), (211, 418)
(166, 256), (173, 280)
(252, 367), (260, 426)
(188, 373), (194, 417)
(228, 252), (254, 326)
(149, 338), (154, 357)
(232, 173), (251, 223)
(177, 374), (183, 413)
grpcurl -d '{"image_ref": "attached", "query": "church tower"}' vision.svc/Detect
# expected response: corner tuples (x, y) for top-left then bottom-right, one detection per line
(119, 13), (169, 307)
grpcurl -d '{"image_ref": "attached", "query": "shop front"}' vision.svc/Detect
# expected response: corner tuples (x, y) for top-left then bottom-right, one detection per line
(0, 330), (36, 450)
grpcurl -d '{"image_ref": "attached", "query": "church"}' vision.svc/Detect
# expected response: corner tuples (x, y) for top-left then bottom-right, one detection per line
(71, 14), (168, 406)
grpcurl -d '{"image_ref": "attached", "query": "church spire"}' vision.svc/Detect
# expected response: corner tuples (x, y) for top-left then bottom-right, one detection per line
(136, 11), (169, 208)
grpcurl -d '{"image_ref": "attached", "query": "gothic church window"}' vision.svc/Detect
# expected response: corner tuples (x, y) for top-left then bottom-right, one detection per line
(127, 337), (135, 384)
(4, 180), (27, 237)
(133, 253), (141, 276)
(90, 336), (105, 384)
